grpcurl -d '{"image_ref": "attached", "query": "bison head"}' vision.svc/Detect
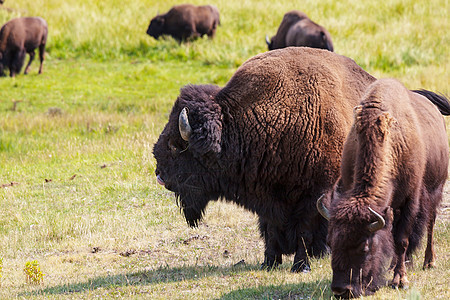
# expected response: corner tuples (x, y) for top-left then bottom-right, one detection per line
(317, 31), (334, 52)
(317, 193), (394, 298)
(153, 84), (223, 227)
(146, 15), (165, 39)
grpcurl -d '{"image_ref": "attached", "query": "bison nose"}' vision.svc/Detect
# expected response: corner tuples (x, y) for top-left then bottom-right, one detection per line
(155, 170), (165, 186)
(156, 174), (165, 186)
(331, 285), (353, 298)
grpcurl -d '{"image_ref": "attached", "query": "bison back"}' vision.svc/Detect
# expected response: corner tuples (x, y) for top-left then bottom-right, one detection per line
(0, 17), (47, 51)
(217, 47), (376, 195)
(286, 19), (333, 51)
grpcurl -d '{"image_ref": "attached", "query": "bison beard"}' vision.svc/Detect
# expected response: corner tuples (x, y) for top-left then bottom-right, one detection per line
(153, 48), (377, 273)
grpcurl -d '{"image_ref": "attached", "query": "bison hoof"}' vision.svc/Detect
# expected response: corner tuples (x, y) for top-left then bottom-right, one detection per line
(260, 261), (280, 271)
(390, 277), (409, 290)
(291, 262), (311, 273)
(423, 261), (435, 270)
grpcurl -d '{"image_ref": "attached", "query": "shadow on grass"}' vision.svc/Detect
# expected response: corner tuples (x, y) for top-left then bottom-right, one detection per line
(20, 263), (270, 297)
(218, 281), (333, 300)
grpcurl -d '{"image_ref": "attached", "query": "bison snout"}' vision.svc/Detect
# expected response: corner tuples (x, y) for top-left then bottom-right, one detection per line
(331, 284), (355, 299)
(156, 174), (165, 186)
(155, 170), (165, 186)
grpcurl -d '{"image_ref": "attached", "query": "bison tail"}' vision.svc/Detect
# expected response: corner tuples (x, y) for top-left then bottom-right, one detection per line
(413, 89), (450, 116)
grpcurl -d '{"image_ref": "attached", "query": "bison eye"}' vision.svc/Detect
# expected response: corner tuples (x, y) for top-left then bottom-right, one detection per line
(168, 140), (178, 155)
(357, 240), (369, 253)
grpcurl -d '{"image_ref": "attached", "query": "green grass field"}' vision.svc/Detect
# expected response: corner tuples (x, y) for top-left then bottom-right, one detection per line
(0, 0), (449, 299)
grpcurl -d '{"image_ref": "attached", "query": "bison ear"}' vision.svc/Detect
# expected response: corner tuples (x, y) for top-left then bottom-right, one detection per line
(383, 207), (394, 227)
(353, 105), (363, 126)
(189, 106), (223, 156)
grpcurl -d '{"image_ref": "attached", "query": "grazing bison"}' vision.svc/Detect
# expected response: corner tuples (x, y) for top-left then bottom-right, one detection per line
(317, 79), (449, 298)
(266, 10), (333, 51)
(146, 4), (220, 42)
(153, 47), (376, 272)
(0, 17), (48, 77)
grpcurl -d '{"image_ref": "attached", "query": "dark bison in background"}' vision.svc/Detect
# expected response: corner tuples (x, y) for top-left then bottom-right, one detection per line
(0, 17), (48, 77)
(317, 79), (449, 298)
(146, 4), (220, 42)
(153, 47), (377, 272)
(266, 10), (333, 51)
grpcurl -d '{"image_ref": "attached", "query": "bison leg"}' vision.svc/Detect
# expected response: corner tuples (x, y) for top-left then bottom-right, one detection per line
(423, 209), (437, 269)
(24, 50), (35, 75)
(38, 43), (45, 74)
(259, 220), (282, 270)
(207, 24), (217, 39)
(261, 252), (282, 270)
(291, 234), (312, 273)
(391, 210), (416, 288)
(391, 238), (410, 289)
(10, 49), (26, 77)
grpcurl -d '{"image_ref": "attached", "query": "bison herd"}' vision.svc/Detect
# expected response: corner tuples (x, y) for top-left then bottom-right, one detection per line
(1, 2), (448, 299)
(150, 3), (449, 299)
(154, 46), (449, 298)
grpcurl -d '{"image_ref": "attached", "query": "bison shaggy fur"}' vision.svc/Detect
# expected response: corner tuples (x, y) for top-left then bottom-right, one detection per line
(318, 79), (449, 298)
(153, 47), (376, 272)
(0, 17), (48, 77)
(146, 4), (220, 42)
(267, 10), (333, 51)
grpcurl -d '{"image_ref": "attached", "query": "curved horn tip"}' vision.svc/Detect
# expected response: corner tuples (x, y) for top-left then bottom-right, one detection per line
(368, 207), (386, 232)
(265, 35), (271, 45)
(179, 107), (192, 141)
(316, 194), (330, 220)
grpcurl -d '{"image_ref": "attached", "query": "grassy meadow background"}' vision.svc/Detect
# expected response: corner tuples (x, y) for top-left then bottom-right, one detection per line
(0, 0), (448, 298)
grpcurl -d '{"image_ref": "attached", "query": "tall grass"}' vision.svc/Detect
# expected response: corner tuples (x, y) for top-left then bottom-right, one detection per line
(0, 0), (448, 298)
(1, 0), (448, 83)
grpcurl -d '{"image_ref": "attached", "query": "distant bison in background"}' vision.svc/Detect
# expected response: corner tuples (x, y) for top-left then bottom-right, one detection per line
(153, 47), (377, 273)
(317, 79), (450, 298)
(0, 17), (48, 77)
(146, 4), (220, 42)
(266, 10), (333, 51)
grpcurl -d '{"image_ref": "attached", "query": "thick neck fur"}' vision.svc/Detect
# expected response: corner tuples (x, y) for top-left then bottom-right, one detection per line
(351, 99), (394, 204)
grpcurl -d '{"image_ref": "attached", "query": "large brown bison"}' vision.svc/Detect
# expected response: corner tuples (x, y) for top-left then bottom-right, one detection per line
(0, 17), (48, 77)
(317, 79), (449, 298)
(146, 4), (220, 42)
(153, 47), (376, 272)
(266, 10), (333, 51)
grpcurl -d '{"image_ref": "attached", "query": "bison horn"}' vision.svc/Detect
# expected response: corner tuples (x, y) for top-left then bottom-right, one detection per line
(316, 194), (330, 220)
(179, 107), (192, 141)
(265, 35), (271, 46)
(367, 207), (385, 232)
